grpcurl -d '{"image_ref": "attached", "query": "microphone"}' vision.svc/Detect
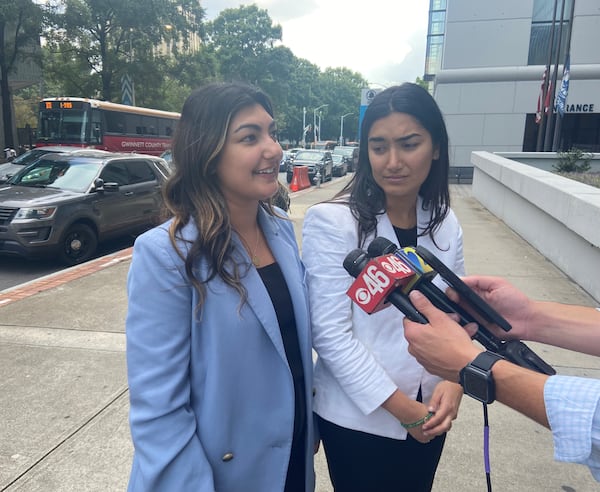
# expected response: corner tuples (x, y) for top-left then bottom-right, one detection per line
(366, 237), (555, 376)
(343, 249), (428, 323)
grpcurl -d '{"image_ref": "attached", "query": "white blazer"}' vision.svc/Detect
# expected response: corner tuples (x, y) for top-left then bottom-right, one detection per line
(302, 197), (465, 440)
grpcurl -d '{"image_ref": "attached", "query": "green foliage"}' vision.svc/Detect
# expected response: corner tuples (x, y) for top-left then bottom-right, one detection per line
(414, 76), (428, 90)
(42, 0), (205, 102)
(554, 147), (592, 173)
(13, 86), (39, 128)
(0, 0), (43, 147)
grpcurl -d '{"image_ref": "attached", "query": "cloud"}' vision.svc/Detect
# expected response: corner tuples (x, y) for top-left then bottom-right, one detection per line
(201, 0), (428, 85)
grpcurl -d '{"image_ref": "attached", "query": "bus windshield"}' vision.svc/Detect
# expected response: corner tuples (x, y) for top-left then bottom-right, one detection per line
(37, 108), (90, 144)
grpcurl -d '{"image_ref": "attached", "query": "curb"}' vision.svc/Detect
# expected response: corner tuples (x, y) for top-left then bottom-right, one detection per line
(0, 247), (133, 307)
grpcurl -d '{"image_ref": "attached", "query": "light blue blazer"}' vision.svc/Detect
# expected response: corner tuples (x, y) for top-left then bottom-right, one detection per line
(126, 208), (315, 491)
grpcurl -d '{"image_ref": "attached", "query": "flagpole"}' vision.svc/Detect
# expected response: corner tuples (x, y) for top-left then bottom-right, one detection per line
(536, 0), (559, 152)
(552, 0), (576, 151)
(543, 0), (567, 151)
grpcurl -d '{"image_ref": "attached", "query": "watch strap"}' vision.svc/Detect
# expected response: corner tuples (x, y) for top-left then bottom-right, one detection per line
(469, 351), (504, 372)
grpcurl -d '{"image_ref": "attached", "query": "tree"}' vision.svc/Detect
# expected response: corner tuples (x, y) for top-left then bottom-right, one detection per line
(0, 0), (42, 148)
(203, 5), (282, 84)
(43, 0), (205, 104)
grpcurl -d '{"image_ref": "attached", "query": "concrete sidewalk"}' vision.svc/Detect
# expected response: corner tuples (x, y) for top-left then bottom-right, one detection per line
(1, 179), (599, 491)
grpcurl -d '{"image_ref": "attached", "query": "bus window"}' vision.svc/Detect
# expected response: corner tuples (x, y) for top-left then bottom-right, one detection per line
(90, 109), (103, 144)
(105, 111), (127, 134)
(37, 108), (87, 143)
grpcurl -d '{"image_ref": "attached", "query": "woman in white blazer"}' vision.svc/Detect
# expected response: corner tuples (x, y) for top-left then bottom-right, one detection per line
(302, 83), (464, 491)
(126, 82), (315, 491)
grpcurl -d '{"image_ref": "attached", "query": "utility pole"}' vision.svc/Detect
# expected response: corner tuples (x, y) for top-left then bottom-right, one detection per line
(313, 104), (328, 147)
(340, 113), (353, 145)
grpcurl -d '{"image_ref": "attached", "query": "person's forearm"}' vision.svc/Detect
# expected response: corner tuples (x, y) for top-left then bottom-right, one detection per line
(492, 360), (550, 428)
(528, 302), (600, 356)
(382, 389), (429, 424)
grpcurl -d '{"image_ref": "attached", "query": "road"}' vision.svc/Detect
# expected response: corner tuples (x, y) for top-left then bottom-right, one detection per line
(0, 234), (137, 291)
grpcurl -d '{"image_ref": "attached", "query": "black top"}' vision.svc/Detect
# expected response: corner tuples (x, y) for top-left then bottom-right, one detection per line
(256, 262), (306, 492)
(393, 225), (417, 248)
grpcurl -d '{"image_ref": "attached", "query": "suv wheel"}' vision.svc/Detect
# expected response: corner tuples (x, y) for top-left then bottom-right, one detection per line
(59, 223), (98, 265)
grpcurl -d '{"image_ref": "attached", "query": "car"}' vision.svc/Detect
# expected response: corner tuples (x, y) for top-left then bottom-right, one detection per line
(0, 146), (95, 183)
(280, 151), (291, 172)
(286, 149), (333, 185)
(0, 151), (172, 265)
(333, 145), (359, 172)
(279, 147), (304, 172)
(331, 153), (348, 177)
(159, 149), (175, 171)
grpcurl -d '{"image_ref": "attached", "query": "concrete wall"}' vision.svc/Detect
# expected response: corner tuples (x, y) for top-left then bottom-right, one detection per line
(471, 151), (600, 303)
(496, 151), (600, 172)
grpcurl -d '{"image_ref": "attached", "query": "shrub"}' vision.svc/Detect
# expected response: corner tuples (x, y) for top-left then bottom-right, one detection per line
(554, 147), (592, 173)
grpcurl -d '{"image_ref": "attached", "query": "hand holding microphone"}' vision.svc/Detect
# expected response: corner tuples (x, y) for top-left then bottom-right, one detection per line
(343, 238), (555, 375)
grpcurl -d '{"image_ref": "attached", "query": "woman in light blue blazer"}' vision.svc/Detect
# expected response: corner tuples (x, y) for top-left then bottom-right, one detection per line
(126, 82), (315, 491)
(302, 83), (464, 491)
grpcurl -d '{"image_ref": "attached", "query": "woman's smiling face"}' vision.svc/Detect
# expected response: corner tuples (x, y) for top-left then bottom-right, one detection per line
(216, 103), (283, 206)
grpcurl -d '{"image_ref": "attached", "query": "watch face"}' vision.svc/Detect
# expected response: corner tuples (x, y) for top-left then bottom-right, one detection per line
(463, 368), (493, 403)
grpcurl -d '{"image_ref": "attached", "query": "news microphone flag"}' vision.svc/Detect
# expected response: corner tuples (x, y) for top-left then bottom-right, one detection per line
(555, 54), (570, 117)
(343, 250), (427, 323)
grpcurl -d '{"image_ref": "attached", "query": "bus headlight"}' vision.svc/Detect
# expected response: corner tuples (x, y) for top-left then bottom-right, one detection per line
(14, 207), (57, 220)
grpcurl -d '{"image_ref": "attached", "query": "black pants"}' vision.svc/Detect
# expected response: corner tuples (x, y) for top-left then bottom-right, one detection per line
(317, 414), (446, 492)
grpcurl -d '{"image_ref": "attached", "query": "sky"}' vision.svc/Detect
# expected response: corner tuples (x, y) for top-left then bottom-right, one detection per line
(201, 0), (430, 87)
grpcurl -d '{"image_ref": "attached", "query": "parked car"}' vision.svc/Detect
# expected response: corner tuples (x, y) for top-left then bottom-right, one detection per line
(333, 145), (359, 172)
(0, 151), (171, 265)
(331, 153), (348, 177)
(159, 149), (175, 171)
(280, 151), (291, 172)
(282, 147), (304, 172)
(286, 149), (333, 184)
(0, 146), (95, 183)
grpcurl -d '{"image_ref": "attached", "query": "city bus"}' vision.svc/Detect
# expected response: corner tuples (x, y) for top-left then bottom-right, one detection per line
(35, 97), (180, 156)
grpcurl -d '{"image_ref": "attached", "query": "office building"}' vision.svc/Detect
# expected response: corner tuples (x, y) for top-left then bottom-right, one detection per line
(425, 0), (600, 166)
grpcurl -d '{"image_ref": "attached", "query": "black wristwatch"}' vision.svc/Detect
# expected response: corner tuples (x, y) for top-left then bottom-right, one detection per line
(459, 351), (504, 404)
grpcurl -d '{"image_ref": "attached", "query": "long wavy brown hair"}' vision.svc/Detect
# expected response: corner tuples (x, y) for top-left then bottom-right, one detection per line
(162, 82), (280, 309)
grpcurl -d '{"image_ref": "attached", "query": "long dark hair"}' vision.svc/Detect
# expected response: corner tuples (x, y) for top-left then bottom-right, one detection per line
(334, 83), (451, 247)
(163, 81), (278, 308)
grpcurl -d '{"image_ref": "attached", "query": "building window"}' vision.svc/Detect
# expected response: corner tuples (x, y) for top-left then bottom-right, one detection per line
(425, 0), (447, 89)
(528, 0), (572, 65)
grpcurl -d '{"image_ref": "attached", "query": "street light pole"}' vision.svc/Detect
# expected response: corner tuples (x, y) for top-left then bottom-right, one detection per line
(340, 112), (353, 145)
(302, 107), (306, 147)
(318, 111), (323, 142)
(313, 104), (328, 147)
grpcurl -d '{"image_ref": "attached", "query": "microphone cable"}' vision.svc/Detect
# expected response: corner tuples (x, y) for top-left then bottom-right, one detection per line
(483, 403), (493, 492)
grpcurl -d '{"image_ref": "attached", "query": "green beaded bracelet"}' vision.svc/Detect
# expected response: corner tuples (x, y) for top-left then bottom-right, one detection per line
(401, 411), (435, 429)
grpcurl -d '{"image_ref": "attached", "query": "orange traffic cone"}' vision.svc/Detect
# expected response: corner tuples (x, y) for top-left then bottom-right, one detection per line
(289, 168), (300, 192)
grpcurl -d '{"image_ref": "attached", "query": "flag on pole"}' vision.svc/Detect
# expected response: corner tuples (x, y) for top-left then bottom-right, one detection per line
(535, 68), (547, 124)
(555, 54), (570, 117)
